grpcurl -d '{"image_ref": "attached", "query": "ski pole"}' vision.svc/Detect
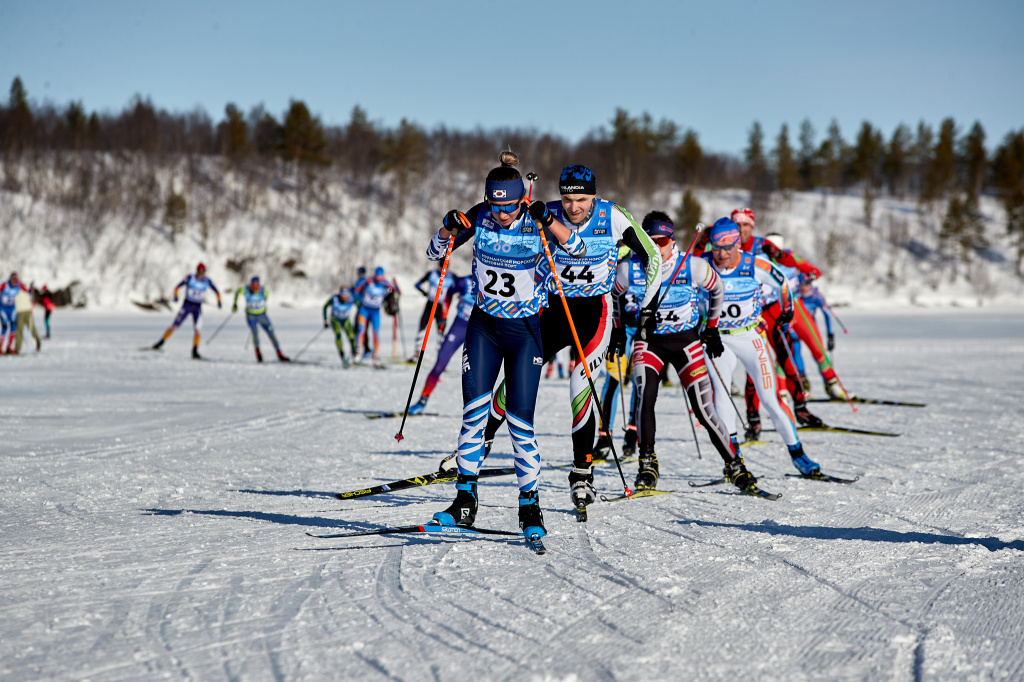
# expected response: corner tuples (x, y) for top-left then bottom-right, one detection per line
(395, 220), (463, 442)
(679, 383), (703, 460)
(531, 177), (631, 498)
(826, 304), (850, 334)
(613, 352), (629, 433)
(292, 326), (326, 362)
(206, 311), (235, 345)
(707, 354), (748, 432)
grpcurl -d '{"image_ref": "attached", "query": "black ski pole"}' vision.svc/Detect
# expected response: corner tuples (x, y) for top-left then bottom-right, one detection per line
(206, 311), (235, 345)
(292, 327), (326, 362)
(680, 385), (703, 460)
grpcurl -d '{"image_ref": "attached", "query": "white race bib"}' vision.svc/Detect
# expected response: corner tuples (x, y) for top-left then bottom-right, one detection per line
(476, 264), (535, 302)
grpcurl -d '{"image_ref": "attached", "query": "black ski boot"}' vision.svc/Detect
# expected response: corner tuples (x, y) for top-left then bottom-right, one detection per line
(568, 465), (596, 509)
(255, 348), (263, 363)
(191, 346), (202, 360)
(277, 350), (290, 362)
(593, 433), (613, 461)
(622, 427), (638, 459)
(794, 400), (824, 427)
(634, 450), (659, 490)
(430, 474), (478, 527)
(724, 456), (757, 492)
(518, 490), (546, 539)
(744, 411), (762, 441)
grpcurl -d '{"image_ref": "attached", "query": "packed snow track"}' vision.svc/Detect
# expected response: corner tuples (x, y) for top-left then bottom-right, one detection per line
(2, 308), (1022, 681)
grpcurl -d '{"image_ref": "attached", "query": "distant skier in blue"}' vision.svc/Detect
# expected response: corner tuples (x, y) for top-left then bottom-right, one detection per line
(152, 262), (221, 359)
(353, 266), (397, 366)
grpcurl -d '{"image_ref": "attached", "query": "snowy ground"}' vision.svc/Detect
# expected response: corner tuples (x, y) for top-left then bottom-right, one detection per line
(2, 308), (1023, 681)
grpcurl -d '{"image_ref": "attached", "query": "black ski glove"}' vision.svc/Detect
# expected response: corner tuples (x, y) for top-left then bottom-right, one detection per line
(700, 327), (725, 359)
(827, 333), (835, 352)
(443, 210), (469, 236)
(609, 326), (626, 357)
(527, 201), (553, 228)
(637, 306), (657, 341)
(762, 241), (782, 261)
(777, 306), (794, 326)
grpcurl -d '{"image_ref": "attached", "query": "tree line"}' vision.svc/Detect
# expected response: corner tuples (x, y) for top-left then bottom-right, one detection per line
(1, 76), (1022, 274)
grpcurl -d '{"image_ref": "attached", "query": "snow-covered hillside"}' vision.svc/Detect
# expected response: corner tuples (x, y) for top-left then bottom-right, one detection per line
(2, 155), (1022, 309)
(2, 309), (1022, 680)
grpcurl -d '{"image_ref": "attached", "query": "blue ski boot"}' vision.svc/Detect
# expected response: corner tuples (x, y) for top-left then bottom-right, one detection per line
(789, 443), (820, 476)
(408, 397), (428, 416)
(518, 490), (546, 539)
(430, 474), (477, 527)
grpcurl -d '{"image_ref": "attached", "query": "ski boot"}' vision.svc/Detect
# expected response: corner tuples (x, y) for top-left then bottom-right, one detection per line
(430, 474), (478, 527)
(568, 464), (596, 509)
(339, 350), (351, 368)
(622, 427), (638, 459)
(789, 443), (820, 476)
(723, 456), (757, 492)
(151, 339), (165, 350)
(255, 348), (263, 363)
(826, 378), (849, 400)
(634, 451), (659, 490)
(793, 400), (824, 427)
(593, 433), (613, 461)
(191, 346), (202, 360)
(801, 375), (812, 394)
(518, 490), (546, 539)
(277, 350), (290, 362)
(744, 412), (762, 442)
(408, 397), (428, 416)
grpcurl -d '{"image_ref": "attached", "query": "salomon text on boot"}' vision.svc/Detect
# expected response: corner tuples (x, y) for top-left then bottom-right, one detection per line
(430, 474), (478, 527)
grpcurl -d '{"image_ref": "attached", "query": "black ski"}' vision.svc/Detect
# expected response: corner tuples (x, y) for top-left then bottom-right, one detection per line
(785, 472), (860, 484)
(599, 489), (675, 503)
(334, 466), (515, 499)
(766, 425), (900, 437)
(365, 411), (440, 420)
(806, 397), (926, 408)
(307, 524), (520, 539)
(524, 533), (547, 554)
(688, 477), (726, 488)
(687, 478), (781, 499)
(552, 455), (637, 470)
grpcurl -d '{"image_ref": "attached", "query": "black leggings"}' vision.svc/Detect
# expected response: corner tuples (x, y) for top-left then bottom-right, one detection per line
(632, 328), (738, 464)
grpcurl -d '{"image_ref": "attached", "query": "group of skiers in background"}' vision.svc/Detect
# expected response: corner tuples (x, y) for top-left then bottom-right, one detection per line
(0, 272), (56, 355)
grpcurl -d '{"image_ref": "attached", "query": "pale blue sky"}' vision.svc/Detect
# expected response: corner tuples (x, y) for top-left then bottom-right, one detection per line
(1, 0), (1021, 153)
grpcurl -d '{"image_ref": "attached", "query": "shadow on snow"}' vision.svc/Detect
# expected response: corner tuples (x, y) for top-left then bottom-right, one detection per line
(679, 518), (1024, 552)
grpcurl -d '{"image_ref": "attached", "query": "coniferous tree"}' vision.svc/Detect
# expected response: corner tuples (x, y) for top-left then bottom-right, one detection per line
(910, 121), (934, 198)
(922, 118), (957, 202)
(64, 101), (87, 150)
(279, 100), (327, 165)
(991, 130), (1024, 275)
(883, 124), (911, 197)
(960, 121), (987, 199)
(772, 123), (799, 198)
(219, 103), (248, 160)
(817, 119), (847, 193)
(249, 105), (279, 157)
(4, 77), (34, 152)
(745, 121), (770, 208)
(797, 119), (817, 190)
(676, 129), (703, 187)
(381, 118), (427, 217)
(343, 105), (382, 195)
(675, 188), (703, 234)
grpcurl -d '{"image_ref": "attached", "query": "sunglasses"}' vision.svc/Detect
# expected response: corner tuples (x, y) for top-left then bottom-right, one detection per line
(710, 242), (740, 252)
(488, 200), (521, 215)
(652, 236), (673, 246)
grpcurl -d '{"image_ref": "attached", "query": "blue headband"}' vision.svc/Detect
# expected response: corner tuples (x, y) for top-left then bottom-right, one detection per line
(485, 178), (525, 203)
(645, 221), (674, 239)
